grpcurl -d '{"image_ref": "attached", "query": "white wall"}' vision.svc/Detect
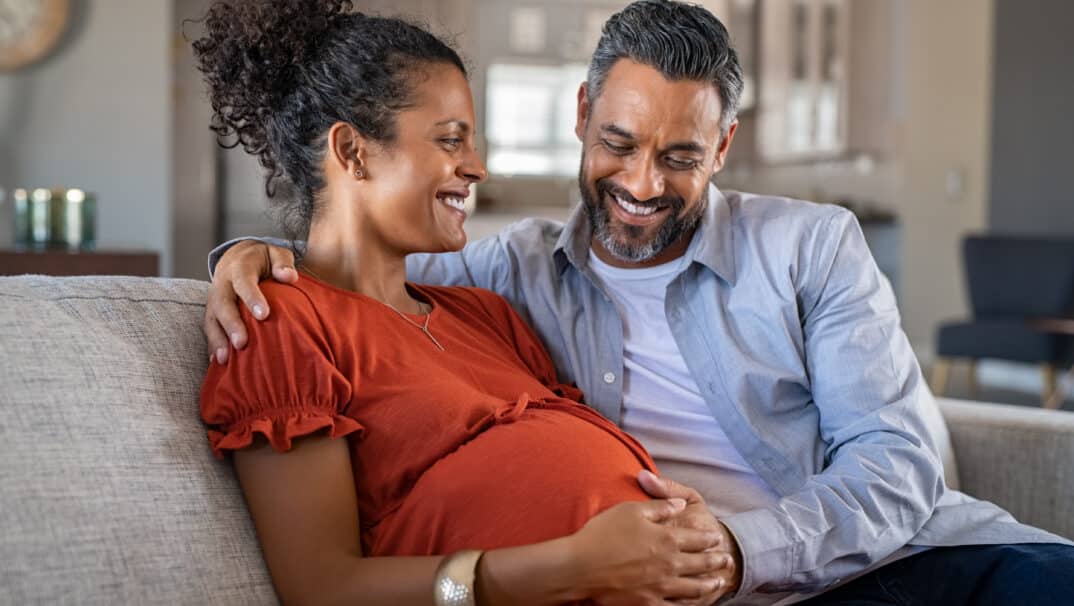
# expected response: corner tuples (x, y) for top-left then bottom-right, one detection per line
(0, 0), (174, 274)
(897, 0), (995, 355)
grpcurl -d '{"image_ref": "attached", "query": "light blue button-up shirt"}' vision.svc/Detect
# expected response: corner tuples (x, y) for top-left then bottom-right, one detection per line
(212, 185), (1067, 601)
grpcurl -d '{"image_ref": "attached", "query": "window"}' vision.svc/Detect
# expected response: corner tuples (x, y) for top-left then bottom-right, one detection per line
(485, 63), (588, 177)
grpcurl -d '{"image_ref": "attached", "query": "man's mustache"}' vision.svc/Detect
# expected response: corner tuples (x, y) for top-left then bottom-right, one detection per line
(595, 179), (685, 212)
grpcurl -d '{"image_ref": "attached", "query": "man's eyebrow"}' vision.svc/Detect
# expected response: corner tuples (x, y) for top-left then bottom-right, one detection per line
(435, 119), (471, 133)
(600, 123), (707, 154)
(665, 141), (707, 155)
(600, 123), (636, 140)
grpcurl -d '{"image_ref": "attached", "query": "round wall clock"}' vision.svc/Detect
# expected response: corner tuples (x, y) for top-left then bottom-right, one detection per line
(0, 0), (70, 71)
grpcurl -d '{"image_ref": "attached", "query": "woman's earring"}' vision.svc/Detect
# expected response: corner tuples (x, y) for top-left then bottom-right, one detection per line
(354, 167), (365, 179)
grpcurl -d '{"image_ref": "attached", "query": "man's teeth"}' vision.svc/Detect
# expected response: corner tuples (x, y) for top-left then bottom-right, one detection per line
(614, 194), (657, 216)
(441, 197), (466, 211)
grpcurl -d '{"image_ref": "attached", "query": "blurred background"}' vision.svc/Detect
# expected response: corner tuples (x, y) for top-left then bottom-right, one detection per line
(2, 0), (1073, 408)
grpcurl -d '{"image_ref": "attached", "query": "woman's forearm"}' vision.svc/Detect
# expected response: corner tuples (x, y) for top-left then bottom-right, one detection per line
(286, 538), (579, 606)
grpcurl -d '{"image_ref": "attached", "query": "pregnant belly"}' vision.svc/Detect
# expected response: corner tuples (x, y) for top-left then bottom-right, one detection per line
(368, 404), (654, 556)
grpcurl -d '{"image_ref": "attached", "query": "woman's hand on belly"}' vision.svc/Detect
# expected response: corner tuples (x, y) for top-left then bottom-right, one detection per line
(561, 498), (728, 604)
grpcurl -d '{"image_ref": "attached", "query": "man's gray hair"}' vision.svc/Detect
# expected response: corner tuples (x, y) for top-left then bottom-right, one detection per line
(586, 0), (744, 133)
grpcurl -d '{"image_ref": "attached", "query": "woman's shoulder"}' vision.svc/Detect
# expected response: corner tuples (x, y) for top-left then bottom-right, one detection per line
(418, 285), (514, 317)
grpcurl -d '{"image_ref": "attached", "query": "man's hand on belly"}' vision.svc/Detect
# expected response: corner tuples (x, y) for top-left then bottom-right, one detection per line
(638, 470), (742, 604)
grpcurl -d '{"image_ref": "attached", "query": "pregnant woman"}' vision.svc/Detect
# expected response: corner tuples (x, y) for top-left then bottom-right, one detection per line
(195, 1), (727, 604)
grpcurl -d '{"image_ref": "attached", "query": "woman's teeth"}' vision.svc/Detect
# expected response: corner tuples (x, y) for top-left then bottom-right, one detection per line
(614, 194), (657, 216)
(441, 197), (466, 212)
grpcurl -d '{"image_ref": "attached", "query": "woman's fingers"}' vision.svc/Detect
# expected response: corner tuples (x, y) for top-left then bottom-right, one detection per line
(638, 470), (705, 505)
(640, 498), (688, 523)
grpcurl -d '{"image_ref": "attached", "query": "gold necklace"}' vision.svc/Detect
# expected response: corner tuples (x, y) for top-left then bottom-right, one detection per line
(299, 264), (446, 351)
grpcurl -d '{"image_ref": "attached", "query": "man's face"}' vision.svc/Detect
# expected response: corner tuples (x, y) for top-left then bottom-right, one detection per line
(575, 59), (737, 267)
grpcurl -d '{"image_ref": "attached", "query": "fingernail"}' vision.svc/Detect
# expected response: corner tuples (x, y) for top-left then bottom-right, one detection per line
(252, 304), (265, 319)
(215, 348), (227, 364)
(230, 333), (241, 347)
(209, 353), (215, 365)
(668, 497), (686, 509)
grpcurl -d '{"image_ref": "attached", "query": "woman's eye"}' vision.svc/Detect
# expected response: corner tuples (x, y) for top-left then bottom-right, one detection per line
(440, 138), (462, 149)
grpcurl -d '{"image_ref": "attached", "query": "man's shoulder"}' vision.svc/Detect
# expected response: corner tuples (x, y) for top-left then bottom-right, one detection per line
(493, 216), (566, 250)
(722, 189), (852, 236)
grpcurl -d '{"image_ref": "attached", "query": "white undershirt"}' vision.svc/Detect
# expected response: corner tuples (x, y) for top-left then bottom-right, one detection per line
(587, 252), (781, 517)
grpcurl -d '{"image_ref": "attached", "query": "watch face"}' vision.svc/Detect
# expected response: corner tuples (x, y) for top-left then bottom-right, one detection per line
(0, 0), (68, 71)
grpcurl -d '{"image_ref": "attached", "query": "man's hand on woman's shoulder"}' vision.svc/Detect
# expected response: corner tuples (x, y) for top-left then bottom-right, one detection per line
(206, 240), (298, 364)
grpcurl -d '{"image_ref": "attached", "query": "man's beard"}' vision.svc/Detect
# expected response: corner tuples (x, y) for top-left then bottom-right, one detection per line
(579, 163), (707, 264)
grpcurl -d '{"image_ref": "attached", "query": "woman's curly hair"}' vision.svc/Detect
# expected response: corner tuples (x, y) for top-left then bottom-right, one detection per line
(191, 0), (465, 239)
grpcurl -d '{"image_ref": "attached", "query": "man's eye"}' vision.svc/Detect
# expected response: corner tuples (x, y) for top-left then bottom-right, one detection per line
(666, 157), (698, 170)
(440, 138), (462, 149)
(602, 140), (631, 154)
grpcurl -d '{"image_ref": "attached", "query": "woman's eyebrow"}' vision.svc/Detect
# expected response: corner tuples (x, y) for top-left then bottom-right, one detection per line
(434, 119), (471, 133)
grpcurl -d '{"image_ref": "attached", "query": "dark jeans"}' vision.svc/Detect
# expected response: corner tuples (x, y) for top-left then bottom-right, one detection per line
(798, 543), (1074, 606)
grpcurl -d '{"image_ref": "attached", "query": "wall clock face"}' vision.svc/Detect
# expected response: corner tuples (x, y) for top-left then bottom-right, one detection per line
(0, 0), (70, 71)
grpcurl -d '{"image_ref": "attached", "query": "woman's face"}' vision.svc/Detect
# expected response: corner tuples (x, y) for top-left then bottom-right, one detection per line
(358, 64), (487, 255)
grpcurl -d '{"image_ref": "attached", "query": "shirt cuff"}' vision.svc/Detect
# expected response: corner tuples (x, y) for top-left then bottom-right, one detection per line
(206, 236), (299, 279)
(721, 506), (798, 596)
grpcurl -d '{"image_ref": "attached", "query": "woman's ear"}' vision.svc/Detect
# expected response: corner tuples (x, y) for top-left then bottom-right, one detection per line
(327, 122), (368, 179)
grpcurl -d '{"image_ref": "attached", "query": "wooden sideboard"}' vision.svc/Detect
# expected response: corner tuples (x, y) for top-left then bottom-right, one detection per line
(0, 249), (159, 277)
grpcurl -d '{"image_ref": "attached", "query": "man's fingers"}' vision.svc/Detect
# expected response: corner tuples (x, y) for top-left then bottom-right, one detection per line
(232, 273), (270, 322)
(638, 470), (704, 504)
(267, 246), (297, 285)
(672, 527), (724, 553)
(204, 312), (231, 364)
(211, 285), (250, 350)
(657, 574), (725, 601)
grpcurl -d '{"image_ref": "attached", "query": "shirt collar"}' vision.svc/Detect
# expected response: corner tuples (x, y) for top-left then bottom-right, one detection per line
(553, 182), (737, 285)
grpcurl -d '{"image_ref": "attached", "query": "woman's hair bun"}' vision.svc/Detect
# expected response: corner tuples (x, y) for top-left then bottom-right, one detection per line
(191, 0), (355, 154)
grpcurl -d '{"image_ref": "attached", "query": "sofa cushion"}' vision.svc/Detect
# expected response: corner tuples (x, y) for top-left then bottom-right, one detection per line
(0, 276), (277, 605)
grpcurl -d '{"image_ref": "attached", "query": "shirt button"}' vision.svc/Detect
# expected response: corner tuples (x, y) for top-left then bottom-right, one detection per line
(603, 372), (616, 384)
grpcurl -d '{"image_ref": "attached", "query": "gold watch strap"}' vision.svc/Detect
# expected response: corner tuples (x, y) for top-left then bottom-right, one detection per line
(433, 549), (485, 606)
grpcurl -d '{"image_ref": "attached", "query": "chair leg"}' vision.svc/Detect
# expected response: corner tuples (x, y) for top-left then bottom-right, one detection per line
(931, 358), (952, 396)
(967, 360), (978, 398)
(1043, 365), (1070, 410)
(1042, 364), (1059, 407)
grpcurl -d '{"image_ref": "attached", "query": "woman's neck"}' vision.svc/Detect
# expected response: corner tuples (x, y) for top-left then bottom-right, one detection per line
(302, 218), (424, 314)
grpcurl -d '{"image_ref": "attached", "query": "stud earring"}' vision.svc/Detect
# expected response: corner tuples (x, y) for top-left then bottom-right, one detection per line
(354, 167), (365, 179)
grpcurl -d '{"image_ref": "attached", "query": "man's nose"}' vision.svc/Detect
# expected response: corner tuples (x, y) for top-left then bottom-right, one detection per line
(618, 159), (664, 202)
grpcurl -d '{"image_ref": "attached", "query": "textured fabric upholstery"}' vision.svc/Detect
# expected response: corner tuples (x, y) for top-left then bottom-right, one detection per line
(938, 398), (1074, 540)
(0, 275), (1069, 604)
(0, 276), (277, 605)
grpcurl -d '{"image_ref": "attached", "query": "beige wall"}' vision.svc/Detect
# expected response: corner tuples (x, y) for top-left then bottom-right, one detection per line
(897, 0), (995, 354)
(0, 1), (173, 273)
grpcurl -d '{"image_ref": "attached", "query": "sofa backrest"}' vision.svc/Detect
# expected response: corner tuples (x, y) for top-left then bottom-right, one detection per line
(0, 276), (277, 605)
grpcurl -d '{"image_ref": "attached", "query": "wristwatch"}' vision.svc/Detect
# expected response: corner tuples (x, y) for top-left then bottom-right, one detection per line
(433, 549), (485, 606)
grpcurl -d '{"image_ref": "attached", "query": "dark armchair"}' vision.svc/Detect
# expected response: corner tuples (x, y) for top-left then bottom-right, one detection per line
(933, 235), (1074, 406)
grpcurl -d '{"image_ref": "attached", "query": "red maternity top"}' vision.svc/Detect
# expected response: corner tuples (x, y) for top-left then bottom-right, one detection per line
(200, 275), (656, 556)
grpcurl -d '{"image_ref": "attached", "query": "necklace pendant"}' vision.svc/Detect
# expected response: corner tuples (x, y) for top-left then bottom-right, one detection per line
(422, 327), (446, 351)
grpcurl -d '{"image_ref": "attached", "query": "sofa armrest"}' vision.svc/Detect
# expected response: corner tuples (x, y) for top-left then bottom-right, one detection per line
(938, 398), (1074, 540)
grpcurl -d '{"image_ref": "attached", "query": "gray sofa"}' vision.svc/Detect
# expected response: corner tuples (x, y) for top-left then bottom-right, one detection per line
(1, 275), (1072, 605)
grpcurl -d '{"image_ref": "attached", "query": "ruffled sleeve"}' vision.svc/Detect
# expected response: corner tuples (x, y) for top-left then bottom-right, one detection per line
(199, 282), (362, 459)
